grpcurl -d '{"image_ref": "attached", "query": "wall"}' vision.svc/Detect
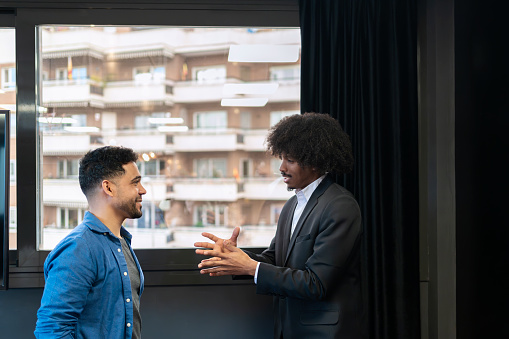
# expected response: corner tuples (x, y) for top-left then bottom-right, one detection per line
(0, 284), (274, 338)
(455, 0), (509, 338)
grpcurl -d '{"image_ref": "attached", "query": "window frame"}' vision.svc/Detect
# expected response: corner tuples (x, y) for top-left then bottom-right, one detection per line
(10, 3), (299, 288)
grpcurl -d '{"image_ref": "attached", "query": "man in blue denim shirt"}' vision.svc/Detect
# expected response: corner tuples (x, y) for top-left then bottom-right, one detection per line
(35, 146), (146, 339)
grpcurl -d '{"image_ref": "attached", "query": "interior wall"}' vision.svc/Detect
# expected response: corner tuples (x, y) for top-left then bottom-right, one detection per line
(455, 0), (509, 337)
(0, 285), (274, 338)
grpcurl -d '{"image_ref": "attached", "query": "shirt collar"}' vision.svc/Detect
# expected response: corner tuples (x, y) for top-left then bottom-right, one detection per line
(83, 211), (132, 240)
(295, 174), (326, 204)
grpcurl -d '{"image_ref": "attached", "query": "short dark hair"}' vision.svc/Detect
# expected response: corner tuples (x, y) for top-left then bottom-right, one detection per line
(79, 146), (139, 197)
(265, 112), (354, 175)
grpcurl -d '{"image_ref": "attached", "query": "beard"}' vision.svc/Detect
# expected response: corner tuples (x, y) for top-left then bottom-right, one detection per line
(118, 198), (143, 219)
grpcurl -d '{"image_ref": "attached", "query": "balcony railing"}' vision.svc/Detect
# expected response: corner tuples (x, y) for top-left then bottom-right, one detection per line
(169, 177), (292, 201)
(42, 79), (105, 107)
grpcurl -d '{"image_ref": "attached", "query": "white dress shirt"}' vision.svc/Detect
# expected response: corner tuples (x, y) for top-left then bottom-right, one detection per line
(254, 174), (326, 283)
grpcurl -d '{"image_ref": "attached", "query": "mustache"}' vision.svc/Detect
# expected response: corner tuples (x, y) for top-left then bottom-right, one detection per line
(281, 172), (291, 177)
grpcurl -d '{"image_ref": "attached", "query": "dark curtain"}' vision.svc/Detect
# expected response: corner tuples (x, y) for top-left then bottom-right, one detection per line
(299, 1), (420, 338)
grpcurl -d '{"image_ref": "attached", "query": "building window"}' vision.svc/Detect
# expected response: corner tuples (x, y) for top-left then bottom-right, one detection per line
(269, 65), (300, 83)
(9, 206), (16, 229)
(195, 158), (227, 178)
(137, 159), (162, 177)
(1, 67), (16, 89)
(270, 204), (284, 225)
(10, 159), (16, 183)
(134, 66), (165, 82)
(194, 111), (227, 129)
(270, 110), (299, 126)
(57, 207), (83, 229)
(57, 159), (79, 178)
(193, 65), (226, 84)
(271, 158), (281, 176)
(194, 204), (226, 226)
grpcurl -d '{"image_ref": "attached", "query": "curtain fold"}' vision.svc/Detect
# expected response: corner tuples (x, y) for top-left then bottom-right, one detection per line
(299, 1), (420, 338)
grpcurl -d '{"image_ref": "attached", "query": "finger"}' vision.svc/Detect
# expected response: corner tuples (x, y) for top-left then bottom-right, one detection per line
(230, 226), (241, 243)
(201, 257), (221, 262)
(199, 266), (230, 276)
(201, 232), (220, 243)
(195, 249), (220, 257)
(224, 241), (241, 252)
(195, 249), (229, 259)
(198, 259), (224, 269)
(194, 241), (215, 249)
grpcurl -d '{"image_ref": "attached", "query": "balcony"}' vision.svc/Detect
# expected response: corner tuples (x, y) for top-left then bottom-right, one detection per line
(104, 79), (174, 106)
(243, 177), (294, 200)
(171, 178), (239, 201)
(173, 78), (299, 104)
(42, 179), (88, 206)
(42, 134), (92, 155)
(173, 130), (237, 152)
(42, 129), (170, 155)
(106, 130), (169, 153)
(173, 80), (224, 103)
(42, 79), (105, 107)
(42, 177), (168, 206)
(169, 177), (292, 202)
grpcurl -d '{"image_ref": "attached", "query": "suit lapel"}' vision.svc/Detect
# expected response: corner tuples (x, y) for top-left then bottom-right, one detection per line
(280, 198), (297, 265)
(284, 175), (334, 265)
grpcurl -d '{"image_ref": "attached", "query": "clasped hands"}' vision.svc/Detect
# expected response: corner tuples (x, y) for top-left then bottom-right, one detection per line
(194, 226), (258, 277)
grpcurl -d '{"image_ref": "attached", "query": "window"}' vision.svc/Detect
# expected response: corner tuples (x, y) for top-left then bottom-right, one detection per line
(57, 207), (83, 229)
(9, 159), (15, 183)
(195, 158), (227, 178)
(40, 26), (299, 251)
(194, 111), (227, 129)
(269, 65), (300, 83)
(9, 207), (16, 229)
(193, 65), (226, 84)
(56, 68), (66, 80)
(270, 110), (299, 126)
(134, 66), (165, 83)
(137, 159), (163, 177)
(0, 28), (16, 252)
(194, 204), (226, 226)
(1, 67), (15, 89)
(57, 159), (79, 178)
(7, 6), (300, 288)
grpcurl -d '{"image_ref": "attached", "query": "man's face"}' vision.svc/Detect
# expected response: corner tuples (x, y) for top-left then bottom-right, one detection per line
(279, 154), (320, 190)
(112, 162), (147, 219)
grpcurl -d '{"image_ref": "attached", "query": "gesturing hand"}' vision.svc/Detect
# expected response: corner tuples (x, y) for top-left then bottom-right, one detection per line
(194, 226), (240, 257)
(196, 240), (258, 277)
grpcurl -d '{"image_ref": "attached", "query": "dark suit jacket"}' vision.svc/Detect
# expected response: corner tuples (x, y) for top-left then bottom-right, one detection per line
(245, 175), (366, 338)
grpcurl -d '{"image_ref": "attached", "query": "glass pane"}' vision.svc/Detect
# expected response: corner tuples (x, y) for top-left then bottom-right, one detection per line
(38, 26), (300, 250)
(0, 28), (16, 249)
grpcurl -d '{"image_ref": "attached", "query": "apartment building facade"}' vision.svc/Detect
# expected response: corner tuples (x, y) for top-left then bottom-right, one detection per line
(1, 26), (301, 249)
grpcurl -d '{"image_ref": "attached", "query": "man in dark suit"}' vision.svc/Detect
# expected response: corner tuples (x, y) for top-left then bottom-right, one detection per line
(195, 112), (366, 338)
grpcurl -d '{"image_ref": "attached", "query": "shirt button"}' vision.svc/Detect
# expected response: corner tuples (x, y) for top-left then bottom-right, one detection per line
(117, 248), (121, 252)
(127, 323), (131, 327)
(126, 298), (131, 303)
(124, 272), (128, 276)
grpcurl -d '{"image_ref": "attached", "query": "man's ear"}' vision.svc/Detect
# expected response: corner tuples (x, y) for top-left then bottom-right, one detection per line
(101, 179), (115, 197)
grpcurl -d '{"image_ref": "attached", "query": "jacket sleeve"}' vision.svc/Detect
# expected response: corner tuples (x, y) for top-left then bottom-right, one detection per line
(255, 193), (362, 301)
(34, 236), (96, 338)
(244, 235), (277, 265)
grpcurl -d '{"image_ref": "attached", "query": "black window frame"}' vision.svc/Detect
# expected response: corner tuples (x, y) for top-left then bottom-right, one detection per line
(6, 1), (299, 288)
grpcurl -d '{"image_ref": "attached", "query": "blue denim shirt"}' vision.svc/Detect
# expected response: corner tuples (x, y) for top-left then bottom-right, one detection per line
(35, 211), (144, 339)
